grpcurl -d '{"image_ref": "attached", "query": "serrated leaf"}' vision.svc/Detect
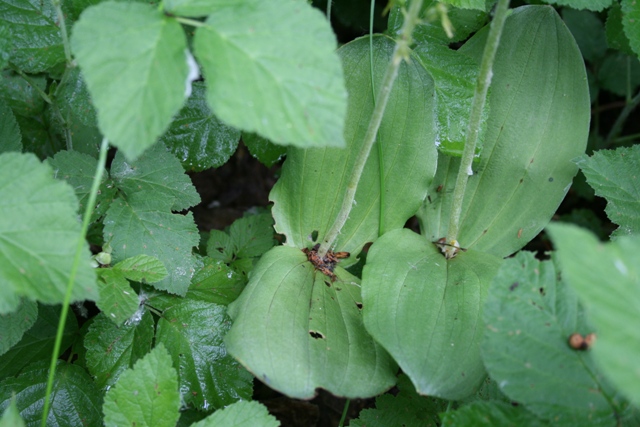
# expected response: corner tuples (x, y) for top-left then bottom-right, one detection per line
(577, 145), (640, 238)
(113, 254), (168, 283)
(159, 82), (240, 172)
(155, 300), (253, 410)
(0, 398), (25, 427)
(226, 246), (397, 399)
(0, 98), (21, 153)
(48, 150), (116, 222)
(270, 35), (436, 256)
(0, 361), (102, 426)
(206, 230), (234, 263)
(71, 1), (189, 160)
(0, 71), (46, 117)
(0, 26), (11, 71)
(0, 300), (37, 356)
(229, 213), (275, 259)
(606, 3), (634, 56)
(96, 269), (141, 325)
(111, 143), (200, 212)
(187, 257), (245, 305)
(103, 192), (199, 296)
(15, 113), (62, 159)
(55, 67), (97, 127)
(350, 374), (447, 427)
(482, 251), (624, 425)
(193, 0), (347, 148)
(242, 132), (286, 167)
(0, 0), (65, 73)
(442, 0), (488, 11)
(362, 228), (502, 400)
(543, 0), (612, 12)
(85, 310), (154, 388)
(441, 401), (548, 427)
(0, 305), (77, 381)
(421, 6), (590, 258)
(0, 152), (98, 313)
(191, 400), (279, 427)
(547, 224), (640, 407)
(622, 0), (640, 58)
(103, 344), (180, 427)
(562, 8), (607, 62)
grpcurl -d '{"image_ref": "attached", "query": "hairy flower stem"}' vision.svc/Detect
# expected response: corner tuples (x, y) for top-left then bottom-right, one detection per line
(446, 0), (510, 244)
(318, 0), (423, 257)
(41, 137), (110, 427)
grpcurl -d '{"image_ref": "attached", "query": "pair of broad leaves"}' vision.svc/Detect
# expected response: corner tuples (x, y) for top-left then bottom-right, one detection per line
(226, 5), (591, 400)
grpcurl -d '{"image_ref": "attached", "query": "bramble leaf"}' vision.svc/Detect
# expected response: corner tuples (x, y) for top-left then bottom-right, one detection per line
(242, 132), (286, 168)
(111, 143), (200, 212)
(577, 145), (640, 238)
(159, 82), (240, 172)
(55, 67), (97, 128)
(561, 8), (607, 62)
(190, 400), (279, 427)
(155, 300), (253, 410)
(0, 152), (98, 313)
(112, 254), (168, 283)
(542, 0), (612, 12)
(193, 0), (347, 148)
(0, 71), (46, 117)
(441, 401), (548, 427)
(606, 3), (634, 56)
(103, 344), (180, 427)
(95, 269), (140, 325)
(0, 361), (102, 426)
(71, 1), (189, 160)
(0, 300), (36, 356)
(103, 192), (199, 296)
(0, 398), (25, 427)
(0, 99), (21, 153)
(482, 251), (624, 425)
(229, 213), (275, 259)
(85, 310), (154, 388)
(622, 0), (640, 58)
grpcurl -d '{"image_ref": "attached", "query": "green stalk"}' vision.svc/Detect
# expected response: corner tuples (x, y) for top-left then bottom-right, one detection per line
(175, 16), (207, 27)
(318, 0), (423, 257)
(40, 137), (110, 427)
(51, 0), (73, 65)
(326, 0), (332, 22)
(338, 399), (350, 427)
(605, 90), (640, 147)
(445, 0), (510, 246)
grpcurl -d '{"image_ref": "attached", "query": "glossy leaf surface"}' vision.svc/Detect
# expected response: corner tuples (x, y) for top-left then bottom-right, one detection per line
(0, 300), (36, 356)
(362, 228), (501, 399)
(95, 269), (140, 325)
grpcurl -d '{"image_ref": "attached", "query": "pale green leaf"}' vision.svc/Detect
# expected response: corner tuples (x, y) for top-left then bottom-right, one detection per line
(159, 82), (240, 172)
(0, 99), (21, 153)
(96, 269), (140, 325)
(155, 300), (253, 410)
(0, 361), (102, 427)
(0, 0), (65, 73)
(577, 145), (640, 238)
(226, 246), (397, 399)
(193, 0), (347, 148)
(0, 71), (46, 117)
(229, 212), (275, 259)
(103, 192), (200, 296)
(0, 300), (37, 356)
(103, 344), (180, 427)
(362, 228), (502, 400)
(48, 150), (116, 222)
(112, 254), (168, 284)
(242, 132), (286, 168)
(441, 0), (489, 11)
(482, 251), (624, 425)
(543, 0), (612, 12)
(441, 401), (548, 427)
(547, 223), (640, 407)
(421, 6), (590, 258)
(111, 143), (200, 212)
(85, 310), (154, 388)
(622, 0), (640, 58)
(606, 3), (634, 56)
(270, 35), (436, 256)
(0, 305), (77, 381)
(191, 400), (279, 427)
(71, 1), (189, 160)
(0, 398), (25, 427)
(0, 152), (98, 313)
(562, 8), (607, 62)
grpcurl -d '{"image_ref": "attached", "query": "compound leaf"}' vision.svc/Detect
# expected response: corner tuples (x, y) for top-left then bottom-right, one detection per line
(190, 400), (279, 427)
(0, 300), (36, 356)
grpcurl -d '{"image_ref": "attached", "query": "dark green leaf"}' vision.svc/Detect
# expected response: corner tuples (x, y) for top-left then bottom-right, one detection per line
(112, 254), (168, 284)
(0, 0), (65, 73)
(548, 224), (640, 407)
(577, 145), (640, 238)
(622, 0), (640, 58)
(96, 269), (140, 325)
(229, 212), (275, 259)
(0, 398), (25, 427)
(193, 0), (347, 148)
(159, 82), (240, 172)
(0, 361), (102, 427)
(0, 98), (21, 153)
(242, 132), (286, 168)
(206, 230), (234, 263)
(55, 67), (97, 128)
(190, 400), (279, 427)
(111, 143), (200, 212)
(442, 0), (489, 11)
(15, 113), (61, 159)
(0, 152), (98, 313)
(0, 26), (11, 71)
(482, 251), (623, 425)
(441, 401), (548, 427)
(0, 71), (46, 117)
(71, 1), (189, 160)
(606, 3), (634, 56)
(597, 52), (640, 96)
(103, 344), (180, 427)
(187, 257), (246, 306)
(226, 246), (397, 399)
(0, 304), (77, 381)
(542, 0), (612, 12)
(0, 300), (37, 356)
(155, 300), (253, 410)
(84, 310), (154, 388)
(561, 8), (607, 62)
(103, 192), (200, 296)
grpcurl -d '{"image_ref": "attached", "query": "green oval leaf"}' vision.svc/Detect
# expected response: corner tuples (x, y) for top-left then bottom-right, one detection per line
(270, 35), (437, 256)
(190, 400), (279, 427)
(71, 1), (189, 160)
(226, 246), (396, 399)
(193, 0), (346, 148)
(362, 228), (501, 400)
(421, 5), (590, 258)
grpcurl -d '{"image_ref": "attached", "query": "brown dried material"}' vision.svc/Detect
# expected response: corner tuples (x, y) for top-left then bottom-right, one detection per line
(568, 332), (596, 350)
(302, 244), (349, 281)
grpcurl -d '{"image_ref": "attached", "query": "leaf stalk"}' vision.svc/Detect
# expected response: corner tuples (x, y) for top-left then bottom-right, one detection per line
(51, 0), (73, 65)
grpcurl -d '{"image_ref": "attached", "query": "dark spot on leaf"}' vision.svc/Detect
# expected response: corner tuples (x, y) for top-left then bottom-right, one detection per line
(539, 287), (545, 295)
(311, 230), (319, 241)
(548, 177), (554, 182)
(356, 302), (363, 310)
(309, 330), (325, 339)
(336, 287), (342, 291)
(324, 281), (331, 287)
(509, 282), (519, 291)
(483, 229), (488, 235)
(519, 178), (523, 183)
(427, 195), (432, 203)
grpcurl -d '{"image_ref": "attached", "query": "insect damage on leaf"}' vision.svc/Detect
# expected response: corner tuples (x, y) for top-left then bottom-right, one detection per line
(302, 244), (349, 281)
(434, 237), (467, 259)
